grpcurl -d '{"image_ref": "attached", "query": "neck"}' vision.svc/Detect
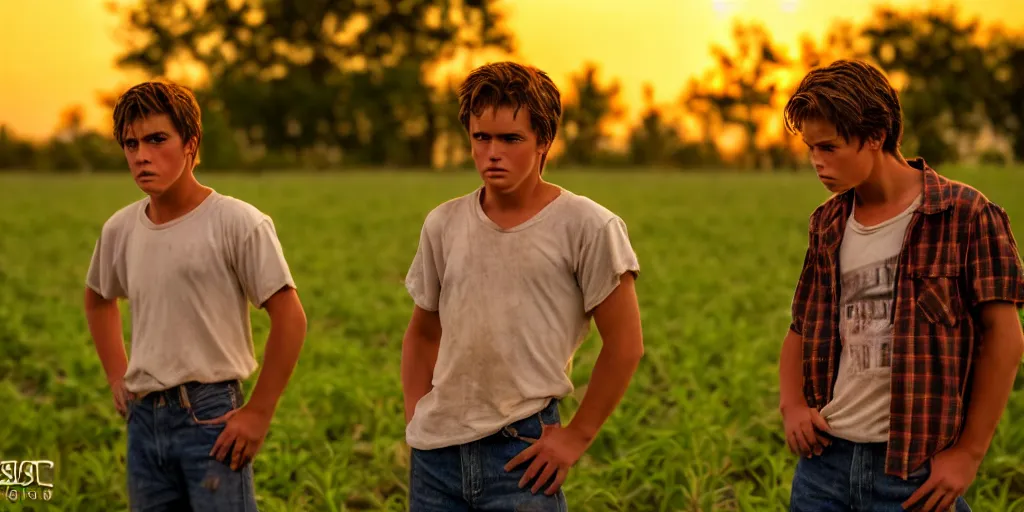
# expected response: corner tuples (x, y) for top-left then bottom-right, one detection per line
(854, 151), (920, 207)
(482, 173), (545, 211)
(148, 171), (211, 224)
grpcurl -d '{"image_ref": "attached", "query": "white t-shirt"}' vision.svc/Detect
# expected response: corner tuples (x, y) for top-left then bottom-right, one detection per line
(85, 191), (297, 395)
(820, 195), (921, 442)
(404, 185), (641, 450)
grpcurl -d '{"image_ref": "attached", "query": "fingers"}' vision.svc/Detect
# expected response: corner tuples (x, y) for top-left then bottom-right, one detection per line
(206, 409), (238, 425)
(545, 467), (569, 496)
(530, 460), (558, 494)
(113, 391), (128, 417)
(230, 439), (248, 470)
(794, 425), (814, 457)
(810, 409), (831, 434)
(903, 477), (937, 510)
(785, 431), (799, 455)
(210, 428), (236, 462)
(921, 488), (944, 512)
(800, 423), (823, 456)
(518, 457), (547, 489)
(504, 443), (539, 472)
(239, 441), (260, 469)
(935, 493), (957, 512)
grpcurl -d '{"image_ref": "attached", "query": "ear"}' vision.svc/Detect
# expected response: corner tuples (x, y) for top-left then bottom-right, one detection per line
(869, 131), (885, 150)
(537, 139), (551, 156)
(185, 137), (198, 160)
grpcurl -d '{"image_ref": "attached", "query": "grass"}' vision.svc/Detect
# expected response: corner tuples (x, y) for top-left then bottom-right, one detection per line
(1, 166), (1023, 511)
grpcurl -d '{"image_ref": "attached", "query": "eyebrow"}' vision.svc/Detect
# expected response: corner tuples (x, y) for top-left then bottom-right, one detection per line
(801, 137), (837, 146)
(471, 130), (525, 138)
(122, 131), (170, 144)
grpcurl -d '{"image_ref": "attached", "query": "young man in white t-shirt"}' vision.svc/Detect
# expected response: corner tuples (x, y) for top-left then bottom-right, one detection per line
(84, 81), (308, 511)
(401, 61), (646, 511)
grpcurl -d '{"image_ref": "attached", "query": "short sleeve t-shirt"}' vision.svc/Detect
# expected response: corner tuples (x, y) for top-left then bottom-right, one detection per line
(86, 191), (297, 395)
(404, 186), (640, 450)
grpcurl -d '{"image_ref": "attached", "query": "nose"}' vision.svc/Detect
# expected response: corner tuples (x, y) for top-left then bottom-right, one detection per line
(809, 152), (823, 171)
(133, 143), (152, 165)
(486, 140), (503, 161)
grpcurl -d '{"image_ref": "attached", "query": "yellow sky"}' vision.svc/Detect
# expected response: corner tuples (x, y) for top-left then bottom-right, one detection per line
(1, 0), (1021, 141)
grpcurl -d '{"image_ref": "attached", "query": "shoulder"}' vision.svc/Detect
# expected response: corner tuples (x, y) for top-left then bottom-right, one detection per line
(99, 198), (146, 239)
(557, 189), (623, 231)
(208, 193), (274, 237)
(420, 189), (477, 232)
(806, 191), (849, 233)
(940, 175), (997, 216)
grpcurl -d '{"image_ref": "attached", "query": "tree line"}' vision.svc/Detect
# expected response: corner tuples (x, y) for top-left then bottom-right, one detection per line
(1, 2), (1022, 172)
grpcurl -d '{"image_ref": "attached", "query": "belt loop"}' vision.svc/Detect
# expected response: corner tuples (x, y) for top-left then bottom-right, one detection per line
(178, 384), (191, 409)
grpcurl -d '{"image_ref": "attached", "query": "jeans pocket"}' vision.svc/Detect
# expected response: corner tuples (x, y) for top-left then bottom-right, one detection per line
(502, 399), (561, 444)
(182, 383), (239, 425)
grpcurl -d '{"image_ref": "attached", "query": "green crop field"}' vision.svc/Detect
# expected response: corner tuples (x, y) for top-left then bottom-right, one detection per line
(1, 167), (1023, 511)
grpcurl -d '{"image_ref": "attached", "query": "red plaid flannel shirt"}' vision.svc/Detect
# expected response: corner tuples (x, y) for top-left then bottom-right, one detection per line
(789, 158), (1024, 479)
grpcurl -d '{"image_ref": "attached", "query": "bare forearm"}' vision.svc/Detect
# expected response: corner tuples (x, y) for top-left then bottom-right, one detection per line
(565, 342), (643, 442)
(779, 329), (808, 411)
(84, 290), (127, 383)
(956, 329), (1024, 460)
(401, 334), (439, 424)
(247, 309), (307, 416)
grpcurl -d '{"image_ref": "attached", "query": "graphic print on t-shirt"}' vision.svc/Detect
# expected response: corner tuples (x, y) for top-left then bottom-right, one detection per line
(840, 253), (898, 374)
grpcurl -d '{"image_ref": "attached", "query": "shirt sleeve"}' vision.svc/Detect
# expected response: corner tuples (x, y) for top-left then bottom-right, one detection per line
(576, 216), (641, 314)
(790, 220), (818, 336)
(965, 201), (1024, 309)
(85, 222), (128, 300)
(405, 213), (444, 312)
(233, 217), (297, 308)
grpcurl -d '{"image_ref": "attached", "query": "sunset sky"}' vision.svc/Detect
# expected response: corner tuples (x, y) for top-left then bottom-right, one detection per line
(1, 0), (1021, 142)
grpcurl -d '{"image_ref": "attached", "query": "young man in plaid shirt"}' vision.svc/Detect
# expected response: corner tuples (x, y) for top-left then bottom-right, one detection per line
(778, 59), (1024, 511)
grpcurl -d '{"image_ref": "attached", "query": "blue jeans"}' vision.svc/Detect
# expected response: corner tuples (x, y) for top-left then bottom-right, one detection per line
(790, 436), (971, 511)
(125, 380), (258, 511)
(409, 398), (569, 511)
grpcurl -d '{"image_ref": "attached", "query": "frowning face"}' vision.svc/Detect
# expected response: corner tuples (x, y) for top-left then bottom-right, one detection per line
(800, 117), (880, 194)
(469, 105), (551, 194)
(120, 113), (196, 196)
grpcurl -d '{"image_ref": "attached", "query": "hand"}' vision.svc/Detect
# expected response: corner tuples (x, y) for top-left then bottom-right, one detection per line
(108, 377), (134, 418)
(902, 446), (981, 511)
(781, 404), (831, 458)
(503, 423), (591, 496)
(208, 405), (273, 470)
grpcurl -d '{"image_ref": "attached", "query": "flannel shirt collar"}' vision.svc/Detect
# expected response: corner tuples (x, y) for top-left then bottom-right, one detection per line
(817, 157), (951, 254)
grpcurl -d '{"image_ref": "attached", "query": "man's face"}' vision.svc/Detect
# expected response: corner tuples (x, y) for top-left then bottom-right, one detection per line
(121, 114), (194, 196)
(468, 105), (549, 193)
(800, 117), (878, 194)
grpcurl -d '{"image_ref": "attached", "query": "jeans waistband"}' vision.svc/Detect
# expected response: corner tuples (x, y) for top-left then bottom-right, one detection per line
(136, 379), (242, 408)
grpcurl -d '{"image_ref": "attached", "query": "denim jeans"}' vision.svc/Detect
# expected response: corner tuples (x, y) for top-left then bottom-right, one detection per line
(789, 436), (971, 511)
(409, 398), (569, 511)
(125, 380), (258, 511)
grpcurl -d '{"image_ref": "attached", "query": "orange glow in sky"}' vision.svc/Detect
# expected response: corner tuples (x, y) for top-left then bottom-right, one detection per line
(1, 0), (1021, 141)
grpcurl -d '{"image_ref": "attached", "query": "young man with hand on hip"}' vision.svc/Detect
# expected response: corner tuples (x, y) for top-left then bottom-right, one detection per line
(779, 60), (1024, 512)
(401, 61), (645, 511)
(84, 81), (307, 511)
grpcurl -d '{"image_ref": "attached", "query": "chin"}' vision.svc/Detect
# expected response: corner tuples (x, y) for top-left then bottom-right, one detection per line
(136, 182), (168, 196)
(821, 180), (848, 194)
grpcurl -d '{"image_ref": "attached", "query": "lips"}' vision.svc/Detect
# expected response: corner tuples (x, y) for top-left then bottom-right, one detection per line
(137, 171), (156, 179)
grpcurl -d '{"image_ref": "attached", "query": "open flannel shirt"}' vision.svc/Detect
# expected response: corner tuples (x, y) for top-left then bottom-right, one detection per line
(789, 157), (1024, 479)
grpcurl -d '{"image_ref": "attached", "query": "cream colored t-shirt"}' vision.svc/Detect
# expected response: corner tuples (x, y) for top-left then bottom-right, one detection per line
(85, 191), (297, 395)
(404, 186), (641, 450)
(820, 195), (921, 443)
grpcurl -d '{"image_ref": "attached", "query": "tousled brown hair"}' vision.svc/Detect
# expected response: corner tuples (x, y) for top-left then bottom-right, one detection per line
(112, 81), (203, 166)
(458, 61), (562, 171)
(783, 59), (903, 154)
